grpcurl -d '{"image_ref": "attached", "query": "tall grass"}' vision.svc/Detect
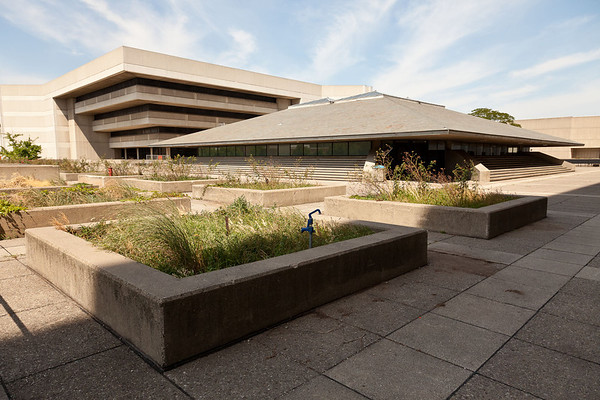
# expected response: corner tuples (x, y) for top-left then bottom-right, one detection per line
(76, 197), (373, 277)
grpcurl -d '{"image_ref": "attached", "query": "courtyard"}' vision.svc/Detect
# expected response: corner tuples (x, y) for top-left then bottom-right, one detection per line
(1, 168), (599, 399)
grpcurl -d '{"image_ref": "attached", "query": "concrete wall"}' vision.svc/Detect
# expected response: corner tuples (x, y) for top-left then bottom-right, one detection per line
(123, 178), (222, 192)
(1, 197), (190, 238)
(324, 195), (547, 239)
(0, 165), (59, 181)
(26, 223), (427, 368)
(193, 184), (347, 206)
(518, 116), (600, 159)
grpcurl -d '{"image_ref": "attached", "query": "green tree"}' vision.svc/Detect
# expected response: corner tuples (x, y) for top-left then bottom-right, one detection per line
(0, 132), (42, 160)
(469, 108), (521, 127)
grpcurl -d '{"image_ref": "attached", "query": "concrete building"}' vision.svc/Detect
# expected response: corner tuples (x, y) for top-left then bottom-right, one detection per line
(0, 46), (370, 160)
(517, 116), (600, 159)
(155, 92), (580, 181)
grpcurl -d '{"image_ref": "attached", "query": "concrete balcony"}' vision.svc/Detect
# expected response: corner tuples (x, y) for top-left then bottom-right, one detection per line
(75, 84), (279, 116)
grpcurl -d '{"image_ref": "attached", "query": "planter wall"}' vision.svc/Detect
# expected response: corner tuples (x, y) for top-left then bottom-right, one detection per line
(0, 197), (190, 238)
(324, 195), (547, 239)
(0, 165), (59, 181)
(26, 224), (427, 368)
(123, 178), (222, 193)
(77, 174), (142, 187)
(193, 184), (347, 206)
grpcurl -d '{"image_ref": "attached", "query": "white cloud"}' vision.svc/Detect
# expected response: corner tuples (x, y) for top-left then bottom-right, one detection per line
(511, 48), (600, 78)
(371, 0), (519, 98)
(305, 0), (397, 81)
(213, 29), (257, 68)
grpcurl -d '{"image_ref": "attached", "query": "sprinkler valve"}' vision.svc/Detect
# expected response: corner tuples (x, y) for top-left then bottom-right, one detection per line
(301, 209), (321, 248)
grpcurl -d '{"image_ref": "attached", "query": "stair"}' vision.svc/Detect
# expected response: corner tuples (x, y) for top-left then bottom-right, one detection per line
(472, 154), (574, 182)
(195, 156), (366, 181)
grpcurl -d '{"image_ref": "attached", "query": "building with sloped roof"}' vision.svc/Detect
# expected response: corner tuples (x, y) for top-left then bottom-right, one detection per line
(155, 92), (581, 181)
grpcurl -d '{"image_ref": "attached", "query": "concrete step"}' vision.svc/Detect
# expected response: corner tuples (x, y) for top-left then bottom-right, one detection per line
(489, 166), (572, 181)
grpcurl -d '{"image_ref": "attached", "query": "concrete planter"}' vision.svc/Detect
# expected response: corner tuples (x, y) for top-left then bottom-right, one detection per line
(324, 195), (547, 239)
(77, 174), (142, 187)
(123, 178), (222, 192)
(193, 184), (347, 206)
(0, 197), (190, 238)
(26, 223), (427, 368)
(0, 164), (59, 181)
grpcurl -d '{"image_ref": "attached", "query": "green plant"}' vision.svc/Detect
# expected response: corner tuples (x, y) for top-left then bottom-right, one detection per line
(76, 197), (373, 277)
(0, 199), (27, 215)
(216, 157), (313, 190)
(0, 132), (42, 160)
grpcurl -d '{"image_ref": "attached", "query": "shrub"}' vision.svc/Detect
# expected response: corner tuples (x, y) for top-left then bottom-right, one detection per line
(0, 132), (42, 160)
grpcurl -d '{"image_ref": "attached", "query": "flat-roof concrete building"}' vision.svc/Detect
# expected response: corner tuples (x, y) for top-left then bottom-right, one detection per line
(0, 47), (370, 160)
(517, 116), (600, 160)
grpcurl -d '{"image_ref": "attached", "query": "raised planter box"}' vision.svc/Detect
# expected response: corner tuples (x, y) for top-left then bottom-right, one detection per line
(193, 184), (347, 206)
(59, 172), (104, 181)
(0, 197), (190, 238)
(123, 178), (222, 193)
(26, 223), (427, 368)
(0, 164), (59, 181)
(324, 195), (547, 239)
(77, 174), (142, 187)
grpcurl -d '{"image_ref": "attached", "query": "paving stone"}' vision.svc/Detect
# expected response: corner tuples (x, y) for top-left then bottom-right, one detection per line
(576, 266), (600, 281)
(450, 374), (541, 399)
(254, 311), (379, 372)
(587, 254), (600, 268)
(5, 245), (26, 257)
(551, 233), (600, 247)
(0, 274), (66, 316)
(428, 231), (454, 244)
(558, 277), (600, 297)
(6, 346), (186, 399)
(479, 339), (600, 400)
(281, 375), (368, 400)
(398, 251), (503, 292)
(432, 293), (535, 336)
(316, 291), (422, 336)
(388, 313), (509, 371)
(527, 248), (594, 266)
(0, 259), (32, 281)
(466, 277), (557, 310)
(0, 301), (121, 382)
(516, 312), (600, 364)
(326, 339), (472, 400)
(442, 235), (540, 256)
(542, 281), (600, 327)
(543, 240), (600, 256)
(511, 255), (583, 276)
(167, 337), (317, 399)
(491, 265), (570, 291)
(365, 280), (458, 311)
(428, 242), (521, 264)
(0, 238), (25, 249)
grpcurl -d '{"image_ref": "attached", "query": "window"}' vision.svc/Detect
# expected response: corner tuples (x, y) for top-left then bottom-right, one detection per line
(200, 147), (210, 157)
(333, 142), (348, 156)
(217, 146), (227, 157)
(348, 141), (371, 156)
(235, 146), (245, 156)
(255, 145), (267, 156)
(290, 144), (303, 156)
(303, 143), (318, 156)
(318, 142), (332, 156)
(267, 144), (278, 156)
(245, 145), (255, 156)
(278, 144), (290, 156)
(226, 146), (236, 157)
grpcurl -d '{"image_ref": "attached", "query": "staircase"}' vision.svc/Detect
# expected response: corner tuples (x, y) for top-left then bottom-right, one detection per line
(195, 156), (367, 181)
(472, 154), (573, 182)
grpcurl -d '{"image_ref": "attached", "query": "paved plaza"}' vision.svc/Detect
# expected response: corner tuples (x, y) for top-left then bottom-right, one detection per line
(1, 168), (600, 399)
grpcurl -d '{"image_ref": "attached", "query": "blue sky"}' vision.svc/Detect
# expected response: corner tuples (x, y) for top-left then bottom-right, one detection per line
(0, 0), (599, 119)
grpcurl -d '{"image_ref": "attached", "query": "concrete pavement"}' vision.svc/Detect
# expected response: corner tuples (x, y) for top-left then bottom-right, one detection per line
(1, 167), (600, 399)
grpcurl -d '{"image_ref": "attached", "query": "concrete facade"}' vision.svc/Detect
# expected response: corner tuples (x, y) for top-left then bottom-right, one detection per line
(0, 47), (370, 160)
(517, 116), (600, 159)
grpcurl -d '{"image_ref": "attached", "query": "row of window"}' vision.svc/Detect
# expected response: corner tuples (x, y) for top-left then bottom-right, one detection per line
(197, 141), (372, 157)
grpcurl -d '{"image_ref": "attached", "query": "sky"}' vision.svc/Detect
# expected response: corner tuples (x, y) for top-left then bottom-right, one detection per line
(0, 0), (599, 119)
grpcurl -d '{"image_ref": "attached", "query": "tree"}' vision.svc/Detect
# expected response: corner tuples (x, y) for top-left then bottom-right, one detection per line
(469, 108), (521, 127)
(0, 132), (42, 160)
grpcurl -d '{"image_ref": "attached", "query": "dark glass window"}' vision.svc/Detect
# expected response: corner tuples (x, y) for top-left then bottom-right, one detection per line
(333, 142), (349, 156)
(267, 144), (278, 156)
(226, 146), (236, 157)
(235, 146), (245, 156)
(278, 144), (290, 156)
(255, 145), (267, 156)
(209, 147), (218, 157)
(290, 144), (303, 156)
(245, 146), (255, 156)
(349, 141), (371, 156)
(200, 147), (210, 157)
(318, 142), (332, 156)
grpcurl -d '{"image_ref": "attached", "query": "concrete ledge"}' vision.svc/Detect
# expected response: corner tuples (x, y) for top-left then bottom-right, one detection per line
(324, 195), (547, 239)
(77, 174), (142, 187)
(123, 178), (222, 192)
(193, 184), (347, 206)
(0, 185), (71, 194)
(1, 197), (190, 238)
(0, 165), (59, 181)
(25, 223), (427, 368)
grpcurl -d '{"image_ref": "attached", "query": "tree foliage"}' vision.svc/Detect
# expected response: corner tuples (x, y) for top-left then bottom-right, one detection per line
(0, 132), (42, 160)
(469, 108), (521, 127)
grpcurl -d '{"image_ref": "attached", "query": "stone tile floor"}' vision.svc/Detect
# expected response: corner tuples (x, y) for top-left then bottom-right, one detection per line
(1, 168), (600, 399)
